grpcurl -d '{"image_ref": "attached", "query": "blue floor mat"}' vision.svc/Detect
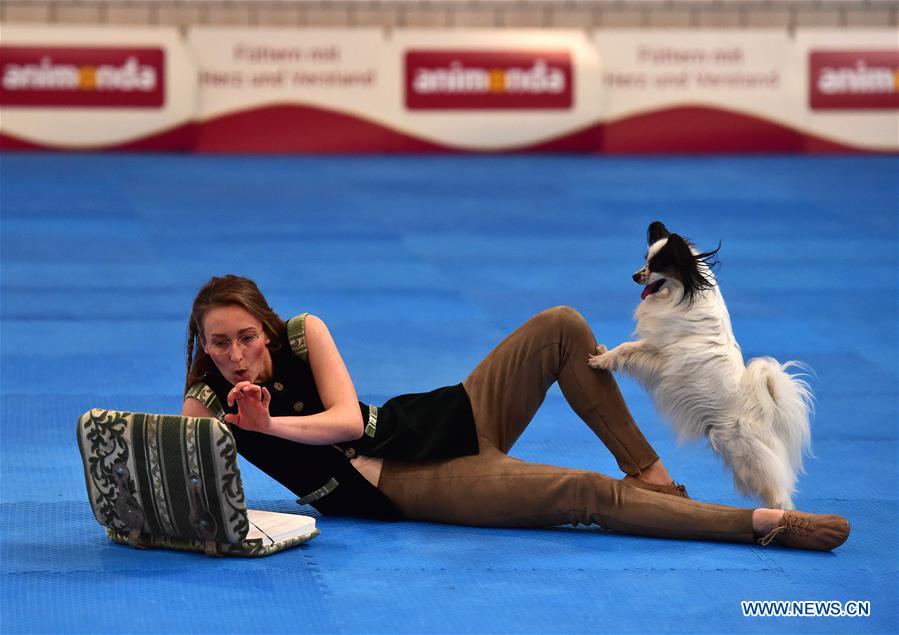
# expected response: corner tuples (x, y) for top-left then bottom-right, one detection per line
(1, 153), (896, 634)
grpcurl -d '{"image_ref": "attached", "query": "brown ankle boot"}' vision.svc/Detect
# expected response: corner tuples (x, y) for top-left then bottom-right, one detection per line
(756, 510), (850, 551)
(622, 475), (689, 498)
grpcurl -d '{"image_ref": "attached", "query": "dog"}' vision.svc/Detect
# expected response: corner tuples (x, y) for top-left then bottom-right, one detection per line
(588, 221), (812, 509)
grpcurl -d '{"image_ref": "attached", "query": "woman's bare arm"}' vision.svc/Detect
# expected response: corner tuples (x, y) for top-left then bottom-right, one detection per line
(182, 396), (214, 418)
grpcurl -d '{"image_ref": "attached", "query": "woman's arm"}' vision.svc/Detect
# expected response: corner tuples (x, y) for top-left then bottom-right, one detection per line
(221, 314), (364, 445)
(182, 397), (214, 418)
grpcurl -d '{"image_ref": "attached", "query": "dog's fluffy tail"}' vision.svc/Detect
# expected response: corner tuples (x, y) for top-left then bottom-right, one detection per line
(742, 357), (814, 475)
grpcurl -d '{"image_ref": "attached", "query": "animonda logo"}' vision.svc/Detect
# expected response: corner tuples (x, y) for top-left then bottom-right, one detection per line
(405, 50), (573, 110)
(0, 46), (165, 108)
(809, 50), (898, 110)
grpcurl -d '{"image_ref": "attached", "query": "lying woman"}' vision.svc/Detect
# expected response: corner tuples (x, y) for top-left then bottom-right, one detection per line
(181, 275), (849, 551)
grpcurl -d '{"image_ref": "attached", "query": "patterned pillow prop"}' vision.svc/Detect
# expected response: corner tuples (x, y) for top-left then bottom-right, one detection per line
(76, 409), (319, 557)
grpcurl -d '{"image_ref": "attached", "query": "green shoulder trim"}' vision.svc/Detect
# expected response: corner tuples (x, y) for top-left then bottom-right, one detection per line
(365, 404), (378, 438)
(296, 477), (339, 505)
(286, 313), (310, 363)
(185, 383), (226, 423)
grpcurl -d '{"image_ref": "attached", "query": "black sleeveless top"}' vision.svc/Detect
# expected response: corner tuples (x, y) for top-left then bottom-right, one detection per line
(186, 314), (479, 520)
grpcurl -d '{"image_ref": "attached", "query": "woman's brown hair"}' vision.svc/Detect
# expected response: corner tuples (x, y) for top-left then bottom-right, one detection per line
(184, 275), (286, 394)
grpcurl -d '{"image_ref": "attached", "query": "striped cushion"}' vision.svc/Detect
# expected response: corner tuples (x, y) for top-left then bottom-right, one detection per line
(76, 408), (318, 557)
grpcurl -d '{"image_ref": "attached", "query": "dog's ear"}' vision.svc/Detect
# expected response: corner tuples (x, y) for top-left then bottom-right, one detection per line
(666, 233), (721, 306)
(647, 221), (670, 245)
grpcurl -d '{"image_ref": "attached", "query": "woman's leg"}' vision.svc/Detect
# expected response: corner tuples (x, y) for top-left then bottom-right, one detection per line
(462, 306), (659, 476)
(380, 304), (848, 548)
(378, 444), (753, 543)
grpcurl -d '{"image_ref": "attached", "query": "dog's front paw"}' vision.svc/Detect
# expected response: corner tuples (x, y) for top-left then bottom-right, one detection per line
(594, 344), (608, 355)
(588, 350), (613, 370)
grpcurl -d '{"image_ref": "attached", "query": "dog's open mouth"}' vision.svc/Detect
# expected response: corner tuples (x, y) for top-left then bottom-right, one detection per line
(641, 279), (665, 300)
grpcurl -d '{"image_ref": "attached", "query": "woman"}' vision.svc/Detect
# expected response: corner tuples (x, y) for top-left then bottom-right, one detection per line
(182, 275), (849, 550)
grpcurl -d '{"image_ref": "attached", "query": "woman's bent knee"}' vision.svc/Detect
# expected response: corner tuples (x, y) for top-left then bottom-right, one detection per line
(539, 305), (587, 328)
(535, 306), (592, 340)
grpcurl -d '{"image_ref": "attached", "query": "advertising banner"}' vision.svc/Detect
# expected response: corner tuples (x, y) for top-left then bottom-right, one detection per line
(189, 28), (387, 152)
(0, 25), (196, 150)
(592, 29), (897, 153)
(809, 50), (899, 111)
(796, 30), (897, 152)
(593, 30), (808, 152)
(404, 49), (573, 110)
(0, 46), (166, 108)
(387, 30), (602, 151)
(189, 28), (601, 152)
(0, 25), (894, 153)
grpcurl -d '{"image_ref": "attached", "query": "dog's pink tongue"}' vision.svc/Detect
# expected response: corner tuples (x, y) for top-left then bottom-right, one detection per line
(641, 285), (653, 300)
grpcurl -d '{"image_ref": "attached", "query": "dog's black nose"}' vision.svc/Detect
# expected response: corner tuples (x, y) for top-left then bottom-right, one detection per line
(632, 272), (642, 282)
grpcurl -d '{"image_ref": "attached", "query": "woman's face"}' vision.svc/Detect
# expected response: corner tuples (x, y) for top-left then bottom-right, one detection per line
(202, 305), (273, 385)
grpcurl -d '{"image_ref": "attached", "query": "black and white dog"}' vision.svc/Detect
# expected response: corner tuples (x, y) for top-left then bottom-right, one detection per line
(588, 221), (812, 509)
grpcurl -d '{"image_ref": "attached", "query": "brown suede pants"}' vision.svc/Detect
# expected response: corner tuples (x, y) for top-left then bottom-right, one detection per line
(378, 306), (755, 544)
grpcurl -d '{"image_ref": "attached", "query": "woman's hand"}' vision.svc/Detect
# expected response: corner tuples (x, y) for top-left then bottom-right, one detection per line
(225, 381), (272, 433)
